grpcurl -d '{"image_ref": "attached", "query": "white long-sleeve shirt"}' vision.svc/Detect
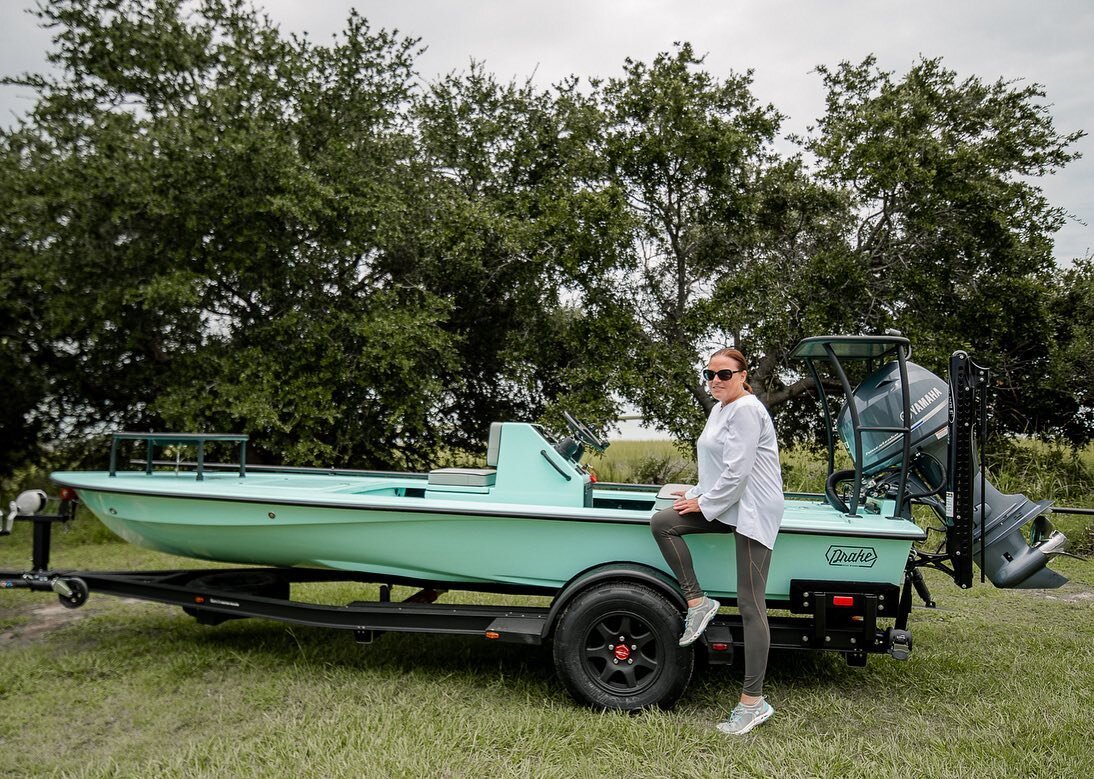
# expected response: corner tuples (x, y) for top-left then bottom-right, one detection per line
(686, 393), (784, 549)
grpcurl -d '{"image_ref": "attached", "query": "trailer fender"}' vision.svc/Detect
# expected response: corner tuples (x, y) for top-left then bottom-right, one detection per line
(542, 562), (687, 640)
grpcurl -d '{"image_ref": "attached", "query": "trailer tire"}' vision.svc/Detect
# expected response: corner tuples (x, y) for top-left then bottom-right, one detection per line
(58, 577), (89, 609)
(552, 581), (693, 711)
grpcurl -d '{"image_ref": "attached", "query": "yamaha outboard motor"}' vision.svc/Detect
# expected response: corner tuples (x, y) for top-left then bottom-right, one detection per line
(838, 360), (1069, 589)
(838, 361), (950, 476)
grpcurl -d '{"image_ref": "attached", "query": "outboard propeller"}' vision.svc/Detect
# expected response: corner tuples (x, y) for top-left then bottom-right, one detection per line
(971, 479), (1068, 588)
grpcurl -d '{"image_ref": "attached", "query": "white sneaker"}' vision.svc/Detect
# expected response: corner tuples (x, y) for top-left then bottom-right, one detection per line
(716, 700), (775, 735)
(678, 597), (719, 646)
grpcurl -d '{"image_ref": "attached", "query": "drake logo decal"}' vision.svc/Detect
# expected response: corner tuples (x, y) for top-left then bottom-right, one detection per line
(826, 545), (878, 568)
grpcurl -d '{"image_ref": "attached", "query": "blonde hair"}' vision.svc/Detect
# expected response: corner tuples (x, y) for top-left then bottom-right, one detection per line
(710, 347), (753, 394)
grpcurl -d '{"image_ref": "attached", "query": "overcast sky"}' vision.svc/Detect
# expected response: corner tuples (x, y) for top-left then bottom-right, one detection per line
(2, 0), (1091, 262)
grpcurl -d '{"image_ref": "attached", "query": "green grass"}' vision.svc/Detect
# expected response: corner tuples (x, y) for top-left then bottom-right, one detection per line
(1, 443), (1092, 777)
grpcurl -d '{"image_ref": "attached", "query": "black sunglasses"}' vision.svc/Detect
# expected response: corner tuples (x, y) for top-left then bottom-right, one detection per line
(703, 368), (743, 381)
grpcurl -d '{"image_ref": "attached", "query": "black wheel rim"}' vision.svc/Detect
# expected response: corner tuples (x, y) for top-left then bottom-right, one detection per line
(581, 610), (663, 695)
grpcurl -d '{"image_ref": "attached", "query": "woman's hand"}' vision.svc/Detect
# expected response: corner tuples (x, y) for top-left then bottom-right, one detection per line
(673, 496), (702, 514)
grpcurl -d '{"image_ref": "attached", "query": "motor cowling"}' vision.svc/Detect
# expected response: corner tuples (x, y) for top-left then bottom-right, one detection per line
(837, 361), (950, 475)
(837, 359), (1068, 589)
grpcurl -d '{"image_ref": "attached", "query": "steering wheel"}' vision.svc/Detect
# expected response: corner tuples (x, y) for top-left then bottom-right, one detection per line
(562, 411), (610, 454)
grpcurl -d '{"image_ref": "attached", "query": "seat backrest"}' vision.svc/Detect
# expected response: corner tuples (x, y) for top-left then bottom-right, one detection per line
(486, 422), (502, 467)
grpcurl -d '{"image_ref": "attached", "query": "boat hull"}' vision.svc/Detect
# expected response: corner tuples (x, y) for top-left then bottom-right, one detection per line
(57, 471), (924, 601)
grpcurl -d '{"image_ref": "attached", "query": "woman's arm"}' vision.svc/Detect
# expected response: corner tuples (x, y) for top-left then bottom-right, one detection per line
(696, 403), (763, 519)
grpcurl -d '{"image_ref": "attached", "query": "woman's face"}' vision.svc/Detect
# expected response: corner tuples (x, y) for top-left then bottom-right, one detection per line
(706, 354), (747, 405)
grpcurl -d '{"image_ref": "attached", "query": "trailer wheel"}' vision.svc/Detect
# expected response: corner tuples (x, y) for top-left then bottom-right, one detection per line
(58, 577), (89, 609)
(552, 581), (693, 711)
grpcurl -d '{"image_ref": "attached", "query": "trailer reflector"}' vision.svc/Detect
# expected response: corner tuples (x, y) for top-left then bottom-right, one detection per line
(485, 631), (501, 640)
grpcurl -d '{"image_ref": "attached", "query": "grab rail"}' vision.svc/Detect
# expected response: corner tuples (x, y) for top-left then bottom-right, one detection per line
(110, 433), (248, 480)
(539, 450), (573, 481)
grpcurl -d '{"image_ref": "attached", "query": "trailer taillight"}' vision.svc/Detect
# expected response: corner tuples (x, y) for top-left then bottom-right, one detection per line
(59, 487), (78, 502)
(832, 596), (855, 607)
(710, 642), (730, 652)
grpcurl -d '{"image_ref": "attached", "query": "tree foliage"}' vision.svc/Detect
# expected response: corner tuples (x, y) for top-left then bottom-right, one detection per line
(2, 0), (466, 468)
(0, 3), (1088, 480)
(804, 56), (1085, 437)
(410, 66), (633, 445)
(1047, 258), (1094, 440)
(589, 44), (792, 442)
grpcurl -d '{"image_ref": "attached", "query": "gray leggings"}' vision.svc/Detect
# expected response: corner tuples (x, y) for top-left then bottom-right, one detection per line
(650, 507), (772, 697)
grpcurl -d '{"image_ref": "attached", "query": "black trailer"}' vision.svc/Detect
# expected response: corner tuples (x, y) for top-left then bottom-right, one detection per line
(1, 491), (916, 711)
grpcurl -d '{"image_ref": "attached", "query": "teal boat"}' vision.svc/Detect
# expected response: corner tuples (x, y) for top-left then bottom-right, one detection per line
(53, 420), (924, 602)
(5, 335), (1069, 711)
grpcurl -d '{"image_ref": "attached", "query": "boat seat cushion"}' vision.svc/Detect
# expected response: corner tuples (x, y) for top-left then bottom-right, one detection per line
(428, 467), (497, 488)
(654, 483), (694, 510)
(657, 483), (694, 500)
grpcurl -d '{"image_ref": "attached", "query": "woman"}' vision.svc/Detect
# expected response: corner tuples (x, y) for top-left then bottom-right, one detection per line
(649, 347), (784, 735)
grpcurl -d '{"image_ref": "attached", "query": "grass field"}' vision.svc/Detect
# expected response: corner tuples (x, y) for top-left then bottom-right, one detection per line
(1, 443), (1092, 778)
